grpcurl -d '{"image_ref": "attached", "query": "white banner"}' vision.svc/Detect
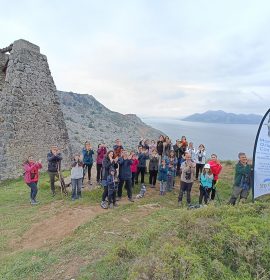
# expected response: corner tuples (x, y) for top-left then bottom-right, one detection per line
(253, 110), (270, 199)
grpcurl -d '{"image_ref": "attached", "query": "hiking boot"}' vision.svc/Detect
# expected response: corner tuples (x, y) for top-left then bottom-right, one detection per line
(116, 197), (122, 201)
(72, 197), (76, 201)
(88, 180), (92, 186)
(100, 201), (108, 209)
(113, 202), (119, 207)
(30, 199), (38, 205)
(33, 199), (39, 204)
(128, 198), (134, 202)
(178, 201), (182, 207)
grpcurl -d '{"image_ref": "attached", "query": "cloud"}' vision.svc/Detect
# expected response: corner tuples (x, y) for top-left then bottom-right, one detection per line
(2, 0), (270, 117)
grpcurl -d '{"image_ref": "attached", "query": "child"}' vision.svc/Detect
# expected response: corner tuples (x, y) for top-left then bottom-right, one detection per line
(158, 159), (168, 195)
(71, 153), (84, 201)
(199, 164), (213, 206)
(130, 152), (139, 187)
(23, 156), (42, 205)
(107, 168), (118, 208)
(167, 163), (175, 192)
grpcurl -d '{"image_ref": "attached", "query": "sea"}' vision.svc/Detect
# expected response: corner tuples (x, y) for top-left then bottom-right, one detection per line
(143, 118), (259, 160)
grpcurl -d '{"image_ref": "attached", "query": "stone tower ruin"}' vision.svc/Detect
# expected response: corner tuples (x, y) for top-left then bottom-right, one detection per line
(0, 39), (71, 180)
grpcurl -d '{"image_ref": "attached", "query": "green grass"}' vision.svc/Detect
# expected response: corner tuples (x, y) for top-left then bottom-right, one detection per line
(0, 167), (270, 280)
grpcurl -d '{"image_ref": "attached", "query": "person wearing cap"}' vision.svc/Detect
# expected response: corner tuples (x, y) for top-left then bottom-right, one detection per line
(199, 163), (213, 206)
(47, 145), (63, 196)
(70, 153), (84, 201)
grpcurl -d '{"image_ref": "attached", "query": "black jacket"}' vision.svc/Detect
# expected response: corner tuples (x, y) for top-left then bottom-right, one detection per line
(47, 152), (62, 172)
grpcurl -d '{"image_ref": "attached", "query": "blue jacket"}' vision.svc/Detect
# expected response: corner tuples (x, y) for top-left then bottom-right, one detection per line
(200, 173), (213, 188)
(47, 152), (62, 172)
(137, 152), (149, 168)
(158, 165), (168, 182)
(118, 158), (132, 180)
(107, 175), (118, 191)
(82, 148), (94, 165)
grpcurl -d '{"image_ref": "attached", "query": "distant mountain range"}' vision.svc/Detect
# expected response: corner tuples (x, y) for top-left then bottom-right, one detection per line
(57, 91), (163, 152)
(182, 110), (262, 124)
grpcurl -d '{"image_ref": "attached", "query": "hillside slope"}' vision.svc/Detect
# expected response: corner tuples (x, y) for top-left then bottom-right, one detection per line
(57, 91), (163, 152)
(1, 163), (270, 279)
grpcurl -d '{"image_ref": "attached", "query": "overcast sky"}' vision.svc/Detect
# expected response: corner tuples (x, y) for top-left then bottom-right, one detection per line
(1, 0), (270, 117)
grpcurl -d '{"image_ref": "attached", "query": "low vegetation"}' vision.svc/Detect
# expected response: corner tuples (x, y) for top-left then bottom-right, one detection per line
(0, 162), (270, 280)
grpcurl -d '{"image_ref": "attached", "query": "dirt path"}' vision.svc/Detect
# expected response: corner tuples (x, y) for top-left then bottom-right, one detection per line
(16, 205), (105, 250)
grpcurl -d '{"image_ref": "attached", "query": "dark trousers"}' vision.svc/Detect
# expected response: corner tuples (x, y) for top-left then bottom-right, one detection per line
(108, 189), (116, 204)
(229, 186), (249, 205)
(199, 186), (211, 204)
(27, 182), (38, 200)
(196, 163), (205, 179)
(149, 170), (158, 186)
(178, 181), (193, 204)
(131, 172), (136, 187)
(209, 180), (217, 200)
(102, 186), (108, 202)
(176, 158), (181, 176)
(136, 167), (146, 184)
(118, 179), (132, 199)
(83, 164), (93, 181)
(96, 163), (102, 182)
(48, 171), (59, 193)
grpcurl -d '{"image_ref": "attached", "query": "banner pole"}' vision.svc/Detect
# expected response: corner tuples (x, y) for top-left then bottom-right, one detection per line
(252, 108), (270, 202)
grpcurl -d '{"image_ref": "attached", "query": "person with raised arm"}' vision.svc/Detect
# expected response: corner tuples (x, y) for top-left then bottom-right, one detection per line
(23, 156), (42, 205)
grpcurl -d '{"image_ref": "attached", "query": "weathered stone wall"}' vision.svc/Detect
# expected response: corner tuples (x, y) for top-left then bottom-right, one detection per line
(0, 53), (9, 91)
(0, 39), (72, 180)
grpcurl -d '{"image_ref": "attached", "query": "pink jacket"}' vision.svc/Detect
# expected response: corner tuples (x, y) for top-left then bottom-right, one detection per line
(96, 147), (107, 164)
(23, 162), (42, 183)
(208, 160), (222, 181)
(130, 159), (139, 173)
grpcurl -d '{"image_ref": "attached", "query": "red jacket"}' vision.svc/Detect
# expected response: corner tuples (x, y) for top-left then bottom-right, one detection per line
(23, 162), (42, 183)
(208, 160), (222, 181)
(96, 147), (107, 164)
(130, 159), (139, 173)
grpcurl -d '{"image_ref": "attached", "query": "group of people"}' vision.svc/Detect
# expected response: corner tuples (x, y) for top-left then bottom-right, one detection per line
(23, 135), (252, 208)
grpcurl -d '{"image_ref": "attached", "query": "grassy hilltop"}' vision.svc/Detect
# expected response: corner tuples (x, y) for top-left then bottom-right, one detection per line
(0, 162), (270, 280)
